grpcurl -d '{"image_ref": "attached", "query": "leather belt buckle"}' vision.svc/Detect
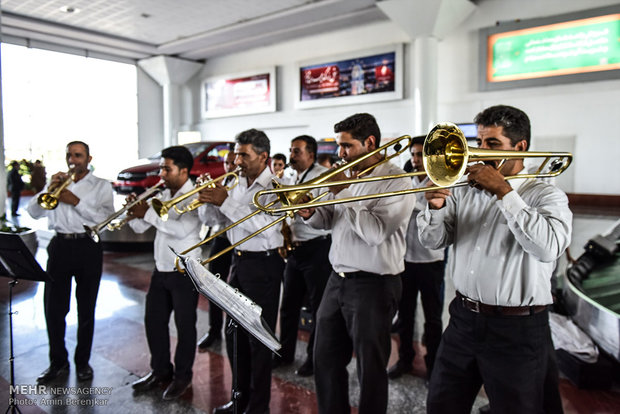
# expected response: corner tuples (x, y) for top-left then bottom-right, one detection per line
(462, 296), (480, 313)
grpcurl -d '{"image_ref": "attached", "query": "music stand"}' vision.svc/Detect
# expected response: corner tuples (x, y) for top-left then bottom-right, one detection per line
(175, 252), (280, 414)
(0, 233), (49, 414)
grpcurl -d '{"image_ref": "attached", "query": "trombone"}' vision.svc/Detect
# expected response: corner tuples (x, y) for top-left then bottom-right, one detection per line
(83, 181), (165, 242)
(151, 169), (240, 221)
(252, 122), (573, 214)
(174, 135), (414, 271)
(37, 169), (75, 210)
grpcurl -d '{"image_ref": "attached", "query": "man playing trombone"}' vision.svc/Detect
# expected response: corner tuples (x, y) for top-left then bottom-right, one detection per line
(272, 135), (331, 377)
(298, 113), (414, 414)
(197, 129), (284, 414)
(128, 146), (202, 401)
(27, 141), (114, 383)
(419, 105), (571, 414)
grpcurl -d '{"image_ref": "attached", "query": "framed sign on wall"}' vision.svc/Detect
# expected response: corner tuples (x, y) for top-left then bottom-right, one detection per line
(479, 5), (620, 91)
(295, 44), (403, 109)
(202, 67), (276, 118)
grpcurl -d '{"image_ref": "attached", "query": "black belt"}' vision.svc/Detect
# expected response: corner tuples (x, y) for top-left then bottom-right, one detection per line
(336, 270), (386, 279)
(291, 235), (330, 248)
(56, 232), (89, 240)
(456, 291), (547, 316)
(233, 248), (279, 258)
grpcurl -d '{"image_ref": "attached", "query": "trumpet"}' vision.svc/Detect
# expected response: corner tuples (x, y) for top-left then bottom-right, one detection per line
(83, 181), (165, 242)
(174, 135), (413, 272)
(251, 123), (573, 214)
(37, 170), (75, 210)
(151, 169), (240, 221)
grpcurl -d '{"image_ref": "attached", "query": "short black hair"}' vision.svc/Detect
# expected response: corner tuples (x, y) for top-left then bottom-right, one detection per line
(236, 129), (270, 163)
(291, 135), (318, 160)
(67, 141), (90, 157)
(161, 145), (193, 172)
(411, 135), (425, 146)
(272, 153), (287, 163)
(474, 105), (531, 150)
(334, 113), (381, 147)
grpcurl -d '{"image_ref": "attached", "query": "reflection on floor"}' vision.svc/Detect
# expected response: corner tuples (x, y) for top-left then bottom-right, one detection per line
(1, 198), (619, 413)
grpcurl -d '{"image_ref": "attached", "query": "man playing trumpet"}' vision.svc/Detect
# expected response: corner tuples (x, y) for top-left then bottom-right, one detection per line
(27, 141), (114, 384)
(197, 129), (284, 414)
(128, 146), (202, 401)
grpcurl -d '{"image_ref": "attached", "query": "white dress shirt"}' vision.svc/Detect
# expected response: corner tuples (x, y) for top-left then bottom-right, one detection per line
(305, 160), (415, 275)
(282, 163), (331, 243)
(198, 166), (283, 251)
(129, 179), (202, 272)
(27, 171), (114, 233)
(417, 171), (572, 306)
(405, 175), (444, 263)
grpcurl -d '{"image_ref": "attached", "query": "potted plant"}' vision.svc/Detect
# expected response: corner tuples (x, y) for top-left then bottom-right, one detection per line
(0, 215), (38, 255)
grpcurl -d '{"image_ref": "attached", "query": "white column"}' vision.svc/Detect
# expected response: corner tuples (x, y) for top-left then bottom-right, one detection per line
(413, 36), (439, 136)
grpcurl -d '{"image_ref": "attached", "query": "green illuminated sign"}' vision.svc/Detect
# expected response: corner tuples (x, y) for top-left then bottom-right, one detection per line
(488, 14), (620, 82)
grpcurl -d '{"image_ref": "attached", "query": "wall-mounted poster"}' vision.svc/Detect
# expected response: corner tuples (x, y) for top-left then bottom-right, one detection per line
(479, 5), (620, 91)
(296, 44), (403, 109)
(202, 67), (276, 118)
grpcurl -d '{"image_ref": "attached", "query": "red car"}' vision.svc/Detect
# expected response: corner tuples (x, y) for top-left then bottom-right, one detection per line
(112, 141), (233, 194)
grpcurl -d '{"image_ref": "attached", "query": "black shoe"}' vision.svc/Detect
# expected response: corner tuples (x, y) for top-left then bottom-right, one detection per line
(37, 363), (69, 383)
(213, 401), (234, 414)
(198, 332), (221, 351)
(76, 364), (94, 381)
(132, 372), (173, 392)
(295, 358), (313, 377)
(162, 379), (192, 401)
(387, 360), (412, 379)
(272, 356), (293, 369)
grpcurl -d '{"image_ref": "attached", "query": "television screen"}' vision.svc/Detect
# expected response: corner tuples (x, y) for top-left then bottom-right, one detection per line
(479, 5), (620, 91)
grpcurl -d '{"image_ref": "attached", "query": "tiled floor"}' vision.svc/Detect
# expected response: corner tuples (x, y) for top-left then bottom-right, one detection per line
(1, 197), (619, 413)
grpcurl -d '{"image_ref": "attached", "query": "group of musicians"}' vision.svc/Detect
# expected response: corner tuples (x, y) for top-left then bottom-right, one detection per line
(25, 105), (571, 414)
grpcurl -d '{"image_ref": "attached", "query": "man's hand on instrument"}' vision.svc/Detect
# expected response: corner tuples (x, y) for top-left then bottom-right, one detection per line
(198, 181), (228, 206)
(466, 164), (512, 199)
(327, 169), (354, 195)
(58, 189), (80, 206)
(424, 181), (451, 210)
(297, 206), (315, 219)
(126, 193), (148, 219)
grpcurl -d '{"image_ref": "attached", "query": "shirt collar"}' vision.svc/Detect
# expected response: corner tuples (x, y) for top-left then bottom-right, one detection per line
(248, 165), (274, 190)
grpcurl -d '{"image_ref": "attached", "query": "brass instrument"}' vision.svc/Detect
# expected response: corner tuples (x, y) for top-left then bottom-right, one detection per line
(151, 169), (240, 221)
(423, 122), (573, 187)
(37, 170), (75, 210)
(174, 135), (413, 272)
(83, 181), (165, 242)
(252, 123), (573, 214)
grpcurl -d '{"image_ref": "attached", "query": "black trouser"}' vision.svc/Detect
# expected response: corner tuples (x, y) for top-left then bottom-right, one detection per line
(145, 269), (198, 381)
(226, 252), (284, 414)
(427, 297), (560, 414)
(207, 235), (232, 335)
(11, 191), (21, 214)
(396, 260), (444, 377)
(279, 236), (331, 362)
(45, 236), (103, 368)
(314, 271), (401, 414)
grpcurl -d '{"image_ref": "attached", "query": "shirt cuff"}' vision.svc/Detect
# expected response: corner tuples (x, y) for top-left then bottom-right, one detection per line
(143, 206), (159, 226)
(497, 190), (527, 218)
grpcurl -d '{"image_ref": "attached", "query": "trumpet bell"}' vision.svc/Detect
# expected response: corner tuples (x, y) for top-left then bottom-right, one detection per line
(151, 199), (169, 221)
(37, 193), (60, 210)
(423, 122), (468, 187)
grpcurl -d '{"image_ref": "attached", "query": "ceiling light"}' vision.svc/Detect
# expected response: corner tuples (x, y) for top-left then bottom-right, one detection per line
(59, 6), (80, 14)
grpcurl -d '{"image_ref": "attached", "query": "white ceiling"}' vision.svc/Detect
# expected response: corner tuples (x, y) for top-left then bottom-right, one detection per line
(0, 0), (390, 62)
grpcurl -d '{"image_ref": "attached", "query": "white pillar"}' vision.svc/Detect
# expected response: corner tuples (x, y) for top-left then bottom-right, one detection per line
(413, 36), (439, 136)
(138, 56), (203, 148)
